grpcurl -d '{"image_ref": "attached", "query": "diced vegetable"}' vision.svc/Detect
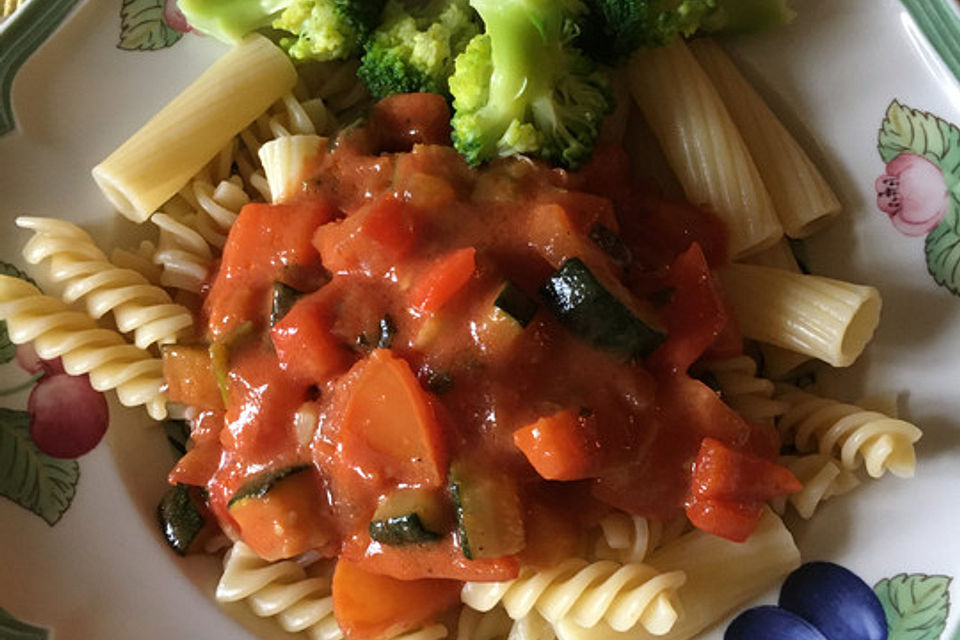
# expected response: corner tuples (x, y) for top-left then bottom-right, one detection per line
(332, 557), (461, 640)
(493, 281), (538, 328)
(270, 281), (305, 327)
(686, 437), (801, 542)
(513, 409), (600, 480)
(589, 222), (632, 267)
(228, 465), (334, 560)
(410, 247), (477, 315)
(369, 488), (446, 546)
(448, 459), (525, 560)
(270, 287), (353, 385)
(541, 258), (666, 359)
(378, 315), (396, 349)
(160, 345), (223, 411)
(209, 321), (254, 407)
(340, 350), (447, 487)
(157, 483), (210, 556)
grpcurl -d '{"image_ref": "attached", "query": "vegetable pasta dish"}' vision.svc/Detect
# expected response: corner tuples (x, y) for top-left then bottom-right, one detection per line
(0, 1), (925, 639)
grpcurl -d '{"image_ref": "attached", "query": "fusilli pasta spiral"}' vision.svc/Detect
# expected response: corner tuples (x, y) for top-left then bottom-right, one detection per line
(457, 607), (556, 640)
(770, 454), (860, 519)
(0, 275), (167, 419)
(698, 355), (789, 424)
(217, 541), (343, 640)
(776, 386), (922, 478)
(17, 217), (193, 349)
(461, 559), (686, 635)
(593, 513), (687, 565)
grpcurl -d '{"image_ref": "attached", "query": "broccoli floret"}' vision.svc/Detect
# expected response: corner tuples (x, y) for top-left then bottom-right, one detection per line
(177, 0), (385, 61)
(577, 0), (794, 64)
(358, 0), (480, 100)
(449, 0), (612, 170)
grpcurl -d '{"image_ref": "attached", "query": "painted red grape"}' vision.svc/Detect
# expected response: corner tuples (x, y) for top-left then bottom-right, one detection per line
(28, 373), (109, 458)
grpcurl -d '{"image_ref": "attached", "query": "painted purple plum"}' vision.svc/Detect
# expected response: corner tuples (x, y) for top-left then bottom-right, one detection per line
(725, 562), (888, 640)
(15, 342), (64, 376)
(779, 562), (887, 640)
(27, 372), (109, 459)
(726, 606), (828, 640)
(875, 153), (948, 236)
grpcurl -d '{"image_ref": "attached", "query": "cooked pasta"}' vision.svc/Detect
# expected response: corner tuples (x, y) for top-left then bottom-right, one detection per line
(775, 386), (922, 478)
(17, 217), (193, 349)
(627, 38), (782, 258)
(593, 513), (687, 565)
(0, 275), (167, 419)
(217, 541), (344, 640)
(696, 355), (789, 424)
(149, 212), (216, 294)
(720, 263), (881, 367)
(552, 509), (800, 640)
(110, 239), (164, 285)
(688, 39), (841, 238)
(92, 34), (298, 223)
(770, 454), (860, 519)
(461, 559), (686, 635)
(259, 135), (328, 204)
(458, 606), (515, 640)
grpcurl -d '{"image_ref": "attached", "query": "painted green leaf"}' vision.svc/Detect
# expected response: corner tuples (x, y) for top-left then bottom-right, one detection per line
(925, 196), (960, 295)
(0, 408), (79, 526)
(878, 100), (960, 189)
(118, 0), (183, 51)
(874, 573), (952, 640)
(0, 608), (49, 640)
(0, 262), (35, 366)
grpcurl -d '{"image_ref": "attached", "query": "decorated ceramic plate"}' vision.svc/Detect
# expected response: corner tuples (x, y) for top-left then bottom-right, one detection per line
(1, 0), (960, 638)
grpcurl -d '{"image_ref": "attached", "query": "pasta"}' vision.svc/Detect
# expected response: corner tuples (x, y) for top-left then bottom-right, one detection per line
(92, 34), (298, 223)
(217, 541), (344, 640)
(696, 355), (789, 424)
(259, 135), (328, 204)
(552, 509), (800, 640)
(720, 263), (881, 367)
(688, 39), (842, 238)
(770, 454), (860, 519)
(775, 386), (923, 478)
(149, 212), (216, 295)
(461, 559), (687, 635)
(457, 607), (557, 640)
(0, 275), (167, 419)
(627, 38), (782, 258)
(17, 216), (194, 349)
(593, 513), (687, 565)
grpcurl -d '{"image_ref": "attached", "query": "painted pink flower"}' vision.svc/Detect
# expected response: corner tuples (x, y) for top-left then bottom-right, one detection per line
(875, 153), (948, 236)
(163, 0), (192, 33)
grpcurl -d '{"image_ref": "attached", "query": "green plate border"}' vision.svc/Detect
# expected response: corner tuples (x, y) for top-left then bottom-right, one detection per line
(0, 0), (82, 137)
(900, 0), (960, 82)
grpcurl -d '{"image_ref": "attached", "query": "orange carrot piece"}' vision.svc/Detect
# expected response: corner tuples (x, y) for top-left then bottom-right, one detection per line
(332, 558), (461, 640)
(409, 247), (476, 315)
(270, 287), (353, 385)
(513, 409), (601, 481)
(340, 349), (447, 487)
(161, 345), (223, 411)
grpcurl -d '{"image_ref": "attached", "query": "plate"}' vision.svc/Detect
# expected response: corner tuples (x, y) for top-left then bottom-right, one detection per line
(1, 0), (959, 638)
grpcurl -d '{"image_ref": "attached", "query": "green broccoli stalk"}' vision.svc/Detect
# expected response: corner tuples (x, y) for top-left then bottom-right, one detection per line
(577, 0), (794, 64)
(177, 0), (386, 61)
(358, 0), (480, 100)
(449, 0), (612, 170)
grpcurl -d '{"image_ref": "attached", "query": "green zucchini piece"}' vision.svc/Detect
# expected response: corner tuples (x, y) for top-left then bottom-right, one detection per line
(378, 315), (397, 349)
(157, 483), (207, 556)
(540, 258), (666, 360)
(209, 321), (254, 407)
(369, 488), (445, 545)
(270, 282), (305, 327)
(588, 223), (632, 267)
(448, 460), (525, 560)
(494, 281), (538, 328)
(228, 465), (311, 509)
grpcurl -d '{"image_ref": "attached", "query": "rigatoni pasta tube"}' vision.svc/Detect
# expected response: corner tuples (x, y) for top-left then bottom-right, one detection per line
(259, 134), (328, 204)
(689, 39), (841, 238)
(92, 34), (297, 223)
(554, 509), (800, 640)
(626, 39), (782, 258)
(720, 263), (881, 367)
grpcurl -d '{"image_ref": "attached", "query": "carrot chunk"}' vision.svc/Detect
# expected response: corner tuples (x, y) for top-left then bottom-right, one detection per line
(340, 349), (447, 487)
(513, 409), (601, 481)
(270, 288), (353, 385)
(409, 247), (476, 315)
(332, 557), (461, 640)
